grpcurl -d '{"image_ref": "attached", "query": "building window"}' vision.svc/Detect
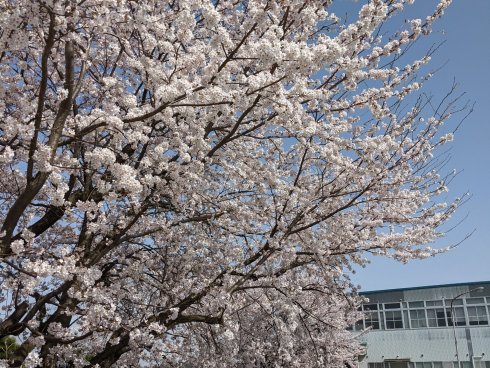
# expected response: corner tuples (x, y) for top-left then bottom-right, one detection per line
(415, 363), (432, 368)
(358, 293), (490, 331)
(426, 300), (443, 307)
(427, 308), (447, 327)
(467, 306), (489, 325)
(446, 307), (466, 326)
(354, 319), (364, 331)
(365, 311), (380, 330)
(410, 309), (427, 328)
(385, 310), (403, 329)
(387, 362), (410, 368)
(466, 297), (485, 304)
(473, 358), (487, 368)
(453, 363), (476, 368)
(385, 302), (401, 309)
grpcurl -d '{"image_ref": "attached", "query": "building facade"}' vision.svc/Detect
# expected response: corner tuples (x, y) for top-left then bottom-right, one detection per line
(353, 281), (490, 368)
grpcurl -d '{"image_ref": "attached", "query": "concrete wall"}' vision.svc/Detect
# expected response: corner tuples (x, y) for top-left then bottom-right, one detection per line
(358, 327), (490, 366)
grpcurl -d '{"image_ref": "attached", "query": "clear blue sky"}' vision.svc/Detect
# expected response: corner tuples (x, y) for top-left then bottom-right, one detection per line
(338, 0), (490, 291)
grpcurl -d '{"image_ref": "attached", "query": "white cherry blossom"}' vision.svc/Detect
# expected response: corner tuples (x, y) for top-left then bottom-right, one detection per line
(0, 0), (463, 367)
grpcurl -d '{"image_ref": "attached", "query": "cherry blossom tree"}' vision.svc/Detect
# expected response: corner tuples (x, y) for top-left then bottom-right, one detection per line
(0, 0), (465, 366)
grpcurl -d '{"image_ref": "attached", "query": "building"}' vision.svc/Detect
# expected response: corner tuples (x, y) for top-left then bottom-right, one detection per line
(353, 281), (490, 368)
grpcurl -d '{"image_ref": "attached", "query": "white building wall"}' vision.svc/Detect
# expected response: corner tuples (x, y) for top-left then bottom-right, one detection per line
(358, 328), (490, 366)
(470, 328), (490, 357)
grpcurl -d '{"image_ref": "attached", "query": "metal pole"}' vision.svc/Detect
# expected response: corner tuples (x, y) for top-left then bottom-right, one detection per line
(450, 296), (460, 368)
(449, 287), (485, 368)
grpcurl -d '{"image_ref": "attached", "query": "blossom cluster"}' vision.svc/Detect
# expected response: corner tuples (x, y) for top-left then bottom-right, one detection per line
(0, 0), (460, 366)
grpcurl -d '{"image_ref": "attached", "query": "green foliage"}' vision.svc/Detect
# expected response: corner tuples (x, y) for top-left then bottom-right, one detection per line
(0, 336), (20, 360)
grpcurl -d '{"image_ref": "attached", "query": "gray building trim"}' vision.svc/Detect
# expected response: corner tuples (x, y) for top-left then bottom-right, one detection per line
(360, 281), (490, 297)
